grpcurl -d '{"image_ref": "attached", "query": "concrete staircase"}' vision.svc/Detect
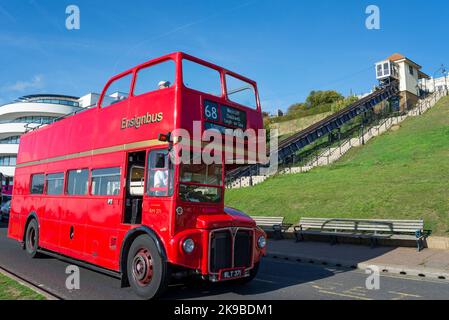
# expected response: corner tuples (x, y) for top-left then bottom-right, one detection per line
(227, 90), (447, 189)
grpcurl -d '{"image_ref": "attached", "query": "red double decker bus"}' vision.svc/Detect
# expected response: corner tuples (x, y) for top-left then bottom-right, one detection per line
(8, 52), (266, 299)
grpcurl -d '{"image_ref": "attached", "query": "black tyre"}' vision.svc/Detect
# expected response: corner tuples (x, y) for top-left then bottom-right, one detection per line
(25, 219), (40, 258)
(235, 262), (260, 285)
(127, 234), (169, 299)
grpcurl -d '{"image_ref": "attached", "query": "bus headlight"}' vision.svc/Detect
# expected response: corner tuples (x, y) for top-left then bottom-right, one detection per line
(182, 238), (195, 253)
(257, 236), (266, 249)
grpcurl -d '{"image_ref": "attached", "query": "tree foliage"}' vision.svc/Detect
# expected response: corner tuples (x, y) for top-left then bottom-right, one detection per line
(305, 90), (344, 109)
(331, 96), (359, 113)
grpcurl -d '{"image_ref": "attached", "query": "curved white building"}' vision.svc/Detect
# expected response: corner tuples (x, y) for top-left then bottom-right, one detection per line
(0, 94), (82, 180)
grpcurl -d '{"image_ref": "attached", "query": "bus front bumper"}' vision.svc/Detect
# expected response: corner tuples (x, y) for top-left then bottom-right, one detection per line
(168, 226), (266, 281)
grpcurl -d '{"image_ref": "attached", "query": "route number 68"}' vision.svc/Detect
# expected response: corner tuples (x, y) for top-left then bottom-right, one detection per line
(205, 104), (219, 121)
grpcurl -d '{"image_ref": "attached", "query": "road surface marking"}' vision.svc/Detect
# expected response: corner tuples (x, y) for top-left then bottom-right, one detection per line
(317, 289), (373, 300)
(389, 291), (422, 300)
(254, 278), (276, 284)
(343, 286), (368, 297)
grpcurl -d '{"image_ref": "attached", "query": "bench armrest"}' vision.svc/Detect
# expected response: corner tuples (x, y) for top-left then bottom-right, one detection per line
(281, 223), (293, 231)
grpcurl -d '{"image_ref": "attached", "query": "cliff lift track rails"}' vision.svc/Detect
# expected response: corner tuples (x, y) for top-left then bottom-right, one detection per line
(226, 80), (400, 181)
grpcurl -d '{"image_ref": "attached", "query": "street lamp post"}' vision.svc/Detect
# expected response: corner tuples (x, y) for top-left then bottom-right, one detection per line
(433, 64), (448, 93)
(443, 67), (448, 95)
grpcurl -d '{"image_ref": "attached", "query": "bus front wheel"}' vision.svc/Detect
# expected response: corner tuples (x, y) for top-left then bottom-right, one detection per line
(25, 219), (40, 258)
(127, 234), (169, 299)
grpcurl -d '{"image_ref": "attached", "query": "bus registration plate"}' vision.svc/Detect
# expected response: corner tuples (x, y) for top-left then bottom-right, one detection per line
(220, 268), (244, 280)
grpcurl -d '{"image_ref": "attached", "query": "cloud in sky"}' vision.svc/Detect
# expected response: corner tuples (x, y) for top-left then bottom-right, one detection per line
(1, 75), (45, 93)
(0, 4), (16, 23)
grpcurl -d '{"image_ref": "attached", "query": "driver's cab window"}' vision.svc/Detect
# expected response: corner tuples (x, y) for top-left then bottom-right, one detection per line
(101, 73), (132, 108)
(148, 150), (173, 197)
(129, 166), (144, 196)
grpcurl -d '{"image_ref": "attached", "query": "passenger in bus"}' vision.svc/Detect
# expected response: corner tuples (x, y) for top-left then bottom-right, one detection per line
(153, 169), (168, 196)
(158, 80), (171, 90)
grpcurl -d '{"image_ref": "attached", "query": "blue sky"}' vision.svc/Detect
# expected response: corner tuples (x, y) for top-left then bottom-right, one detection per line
(0, 0), (448, 113)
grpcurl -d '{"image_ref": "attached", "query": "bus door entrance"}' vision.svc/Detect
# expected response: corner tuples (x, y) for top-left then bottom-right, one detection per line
(124, 151), (146, 225)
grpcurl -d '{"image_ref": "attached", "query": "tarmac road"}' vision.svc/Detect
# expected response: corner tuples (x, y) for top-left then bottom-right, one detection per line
(0, 222), (448, 300)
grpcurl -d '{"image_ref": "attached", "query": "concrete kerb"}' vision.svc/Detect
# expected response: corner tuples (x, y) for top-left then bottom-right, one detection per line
(0, 266), (60, 300)
(266, 251), (449, 281)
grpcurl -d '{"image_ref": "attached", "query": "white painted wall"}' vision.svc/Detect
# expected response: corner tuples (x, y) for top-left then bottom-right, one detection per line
(397, 60), (420, 96)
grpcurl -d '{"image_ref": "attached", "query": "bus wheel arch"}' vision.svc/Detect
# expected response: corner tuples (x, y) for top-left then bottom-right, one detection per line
(23, 212), (39, 245)
(23, 213), (40, 258)
(120, 227), (168, 289)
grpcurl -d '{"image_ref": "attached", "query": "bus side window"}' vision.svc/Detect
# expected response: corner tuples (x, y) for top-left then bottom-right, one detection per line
(100, 73), (132, 108)
(46, 173), (64, 195)
(147, 150), (173, 197)
(30, 174), (45, 194)
(133, 60), (175, 96)
(67, 169), (89, 195)
(91, 167), (121, 196)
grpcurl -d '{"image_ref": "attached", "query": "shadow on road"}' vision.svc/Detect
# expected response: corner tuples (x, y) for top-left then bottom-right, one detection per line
(162, 258), (336, 300)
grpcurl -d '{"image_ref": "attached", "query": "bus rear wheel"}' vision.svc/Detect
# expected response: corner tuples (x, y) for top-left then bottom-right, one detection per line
(25, 219), (40, 258)
(127, 234), (169, 299)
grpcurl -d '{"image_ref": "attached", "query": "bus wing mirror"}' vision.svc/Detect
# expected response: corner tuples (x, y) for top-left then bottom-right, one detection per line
(158, 132), (173, 150)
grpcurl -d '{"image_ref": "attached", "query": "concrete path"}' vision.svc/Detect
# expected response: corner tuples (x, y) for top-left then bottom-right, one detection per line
(267, 240), (449, 280)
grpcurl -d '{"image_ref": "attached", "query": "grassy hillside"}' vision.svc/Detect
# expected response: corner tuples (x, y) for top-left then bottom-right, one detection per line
(226, 97), (449, 236)
(270, 112), (332, 140)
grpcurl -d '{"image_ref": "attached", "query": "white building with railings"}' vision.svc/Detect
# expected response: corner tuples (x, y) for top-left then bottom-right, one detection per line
(0, 94), (86, 183)
(0, 92), (116, 187)
(421, 75), (449, 93)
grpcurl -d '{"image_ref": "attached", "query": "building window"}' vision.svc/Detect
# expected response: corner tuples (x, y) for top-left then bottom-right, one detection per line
(91, 167), (121, 196)
(0, 136), (20, 144)
(409, 66), (414, 76)
(46, 173), (64, 195)
(67, 169), (89, 195)
(28, 98), (79, 107)
(30, 174), (45, 194)
(0, 156), (17, 166)
(376, 64), (383, 78)
(13, 116), (58, 124)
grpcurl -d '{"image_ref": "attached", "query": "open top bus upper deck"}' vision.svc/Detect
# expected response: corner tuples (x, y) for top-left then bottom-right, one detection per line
(17, 52), (264, 167)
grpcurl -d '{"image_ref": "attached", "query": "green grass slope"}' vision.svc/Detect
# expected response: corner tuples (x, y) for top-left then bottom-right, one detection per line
(226, 97), (449, 236)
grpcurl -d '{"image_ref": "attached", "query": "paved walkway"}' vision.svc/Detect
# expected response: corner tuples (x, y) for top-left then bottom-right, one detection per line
(266, 240), (449, 280)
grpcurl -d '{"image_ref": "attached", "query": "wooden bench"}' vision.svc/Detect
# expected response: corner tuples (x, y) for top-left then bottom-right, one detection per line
(294, 218), (427, 251)
(251, 216), (292, 240)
